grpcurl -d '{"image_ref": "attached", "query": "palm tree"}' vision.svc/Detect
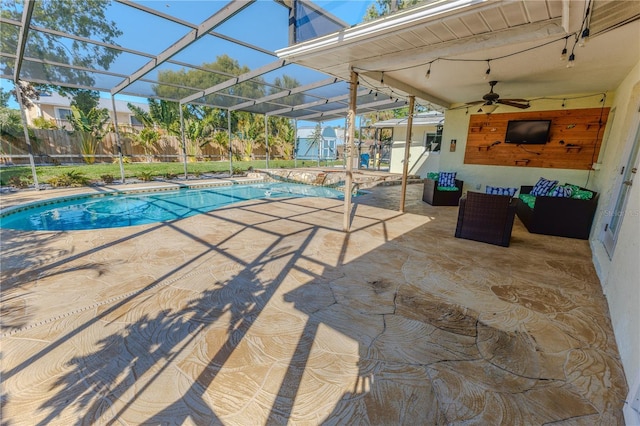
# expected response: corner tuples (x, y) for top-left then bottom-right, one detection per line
(135, 127), (161, 162)
(67, 105), (110, 164)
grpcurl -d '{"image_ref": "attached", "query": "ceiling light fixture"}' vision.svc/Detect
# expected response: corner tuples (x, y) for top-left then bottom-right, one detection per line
(560, 37), (569, 60)
(579, 28), (590, 47)
(481, 104), (498, 114)
(566, 53), (576, 68)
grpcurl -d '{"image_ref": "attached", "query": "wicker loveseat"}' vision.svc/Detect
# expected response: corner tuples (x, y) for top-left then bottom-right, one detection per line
(516, 184), (599, 240)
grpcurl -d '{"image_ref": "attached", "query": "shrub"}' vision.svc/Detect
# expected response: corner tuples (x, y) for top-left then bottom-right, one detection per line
(8, 176), (28, 188)
(232, 166), (244, 175)
(137, 171), (154, 181)
(101, 174), (115, 184)
(112, 155), (132, 164)
(48, 170), (90, 187)
(164, 172), (177, 179)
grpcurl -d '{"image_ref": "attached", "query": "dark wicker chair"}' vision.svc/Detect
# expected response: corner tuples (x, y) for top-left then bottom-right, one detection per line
(422, 178), (464, 206)
(455, 191), (518, 247)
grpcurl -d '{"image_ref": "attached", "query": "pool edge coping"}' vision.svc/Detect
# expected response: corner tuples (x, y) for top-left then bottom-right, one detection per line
(0, 177), (268, 218)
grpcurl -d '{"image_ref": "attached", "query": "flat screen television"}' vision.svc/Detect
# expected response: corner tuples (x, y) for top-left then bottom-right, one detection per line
(504, 120), (551, 145)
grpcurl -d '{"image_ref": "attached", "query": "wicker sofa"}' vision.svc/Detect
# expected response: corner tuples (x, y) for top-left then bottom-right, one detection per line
(516, 185), (599, 239)
(422, 177), (464, 206)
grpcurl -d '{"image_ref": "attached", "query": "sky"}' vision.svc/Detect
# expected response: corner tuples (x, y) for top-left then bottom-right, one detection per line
(2, 0), (377, 128)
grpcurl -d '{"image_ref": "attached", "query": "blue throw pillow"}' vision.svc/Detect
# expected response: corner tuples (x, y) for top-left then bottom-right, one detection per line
(486, 186), (518, 197)
(438, 171), (457, 188)
(548, 185), (573, 198)
(530, 177), (558, 196)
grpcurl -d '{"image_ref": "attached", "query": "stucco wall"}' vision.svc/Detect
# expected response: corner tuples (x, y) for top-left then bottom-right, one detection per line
(439, 95), (615, 193)
(588, 61), (640, 424)
(388, 125), (440, 175)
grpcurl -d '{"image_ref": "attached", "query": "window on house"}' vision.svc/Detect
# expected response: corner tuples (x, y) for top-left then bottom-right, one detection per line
(130, 115), (143, 126)
(56, 108), (72, 120)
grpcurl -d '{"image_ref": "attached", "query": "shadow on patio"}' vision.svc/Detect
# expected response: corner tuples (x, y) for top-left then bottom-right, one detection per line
(0, 184), (627, 424)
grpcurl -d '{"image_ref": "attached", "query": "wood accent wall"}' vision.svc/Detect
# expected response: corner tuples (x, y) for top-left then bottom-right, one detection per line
(463, 108), (609, 170)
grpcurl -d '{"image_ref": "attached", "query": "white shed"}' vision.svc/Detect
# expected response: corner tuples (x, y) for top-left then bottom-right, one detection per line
(371, 111), (444, 176)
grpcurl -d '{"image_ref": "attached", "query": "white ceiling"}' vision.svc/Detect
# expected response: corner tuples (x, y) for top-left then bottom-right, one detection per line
(277, 0), (640, 110)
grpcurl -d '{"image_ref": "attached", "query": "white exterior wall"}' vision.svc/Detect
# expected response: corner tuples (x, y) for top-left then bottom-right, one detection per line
(439, 96), (615, 192)
(389, 125), (440, 175)
(588, 61), (640, 425)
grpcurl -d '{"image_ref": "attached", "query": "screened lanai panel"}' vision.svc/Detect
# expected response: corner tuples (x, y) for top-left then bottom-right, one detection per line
(259, 64), (333, 87)
(271, 92), (328, 108)
(144, 62), (235, 96)
(20, 60), (125, 91)
(127, 0), (228, 27)
(197, 92), (256, 109)
(304, 101), (350, 114)
(22, 30), (150, 77)
(0, 21), (19, 53)
(168, 34), (276, 71)
(0, 58), (15, 78)
(213, 1), (290, 51)
(99, 2), (195, 56)
(303, 81), (352, 99)
(295, 0), (347, 43)
(121, 80), (201, 100)
(218, 80), (273, 101)
(241, 102), (294, 115)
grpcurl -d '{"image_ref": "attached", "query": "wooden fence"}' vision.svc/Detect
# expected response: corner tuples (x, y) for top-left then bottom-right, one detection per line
(0, 130), (279, 165)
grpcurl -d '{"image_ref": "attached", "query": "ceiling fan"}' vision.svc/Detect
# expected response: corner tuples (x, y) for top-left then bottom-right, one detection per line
(467, 81), (530, 112)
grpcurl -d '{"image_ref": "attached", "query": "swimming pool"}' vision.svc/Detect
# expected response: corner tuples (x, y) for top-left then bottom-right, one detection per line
(0, 182), (347, 231)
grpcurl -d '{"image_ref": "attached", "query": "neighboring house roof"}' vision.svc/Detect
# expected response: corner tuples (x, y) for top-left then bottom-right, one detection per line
(370, 112), (445, 128)
(34, 92), (149, 113)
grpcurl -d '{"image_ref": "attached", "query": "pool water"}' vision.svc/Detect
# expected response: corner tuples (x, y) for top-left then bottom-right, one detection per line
(0, 182), (346, 231)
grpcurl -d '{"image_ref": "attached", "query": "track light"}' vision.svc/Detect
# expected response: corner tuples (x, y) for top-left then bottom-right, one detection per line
(566, 53), (576, 68)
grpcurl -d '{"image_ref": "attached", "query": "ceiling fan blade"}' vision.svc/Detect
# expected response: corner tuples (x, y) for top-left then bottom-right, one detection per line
(497, 99), (530, 109)
(465, 100), (485, 106)
(500, 98), (529, 103)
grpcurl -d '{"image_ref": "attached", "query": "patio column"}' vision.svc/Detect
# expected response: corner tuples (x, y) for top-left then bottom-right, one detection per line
(293, 118), (298, 168)
(400, 95), (415, 212)
(343, 70), (357, 232)
(14, 81), (39, 190)
(228, 109), (233, 176)
(317, 120), (322, 167)
(110, 95), (126, 183)
(264, 114), (269, 168)
(179, 105), (188, 179)
(343, 116), (348, 169)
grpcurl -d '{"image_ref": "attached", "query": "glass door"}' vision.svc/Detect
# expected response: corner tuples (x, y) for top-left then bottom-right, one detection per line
(602, 118), (640, 257)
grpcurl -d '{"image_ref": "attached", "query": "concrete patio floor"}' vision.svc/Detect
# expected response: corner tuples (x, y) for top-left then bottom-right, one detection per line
(0, 181), (628, 424)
